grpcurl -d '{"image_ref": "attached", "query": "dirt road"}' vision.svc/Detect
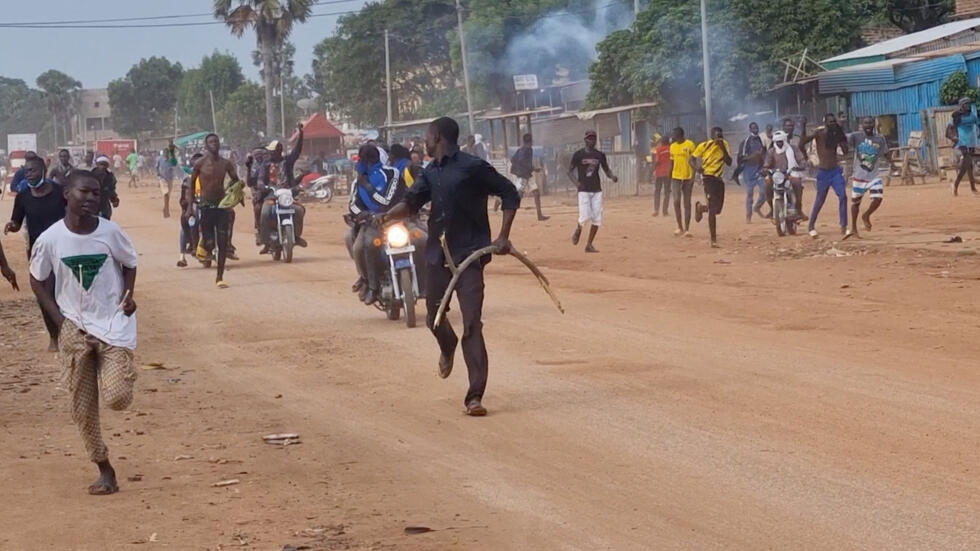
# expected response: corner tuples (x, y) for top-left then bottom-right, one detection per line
(1, 180), (979, 550)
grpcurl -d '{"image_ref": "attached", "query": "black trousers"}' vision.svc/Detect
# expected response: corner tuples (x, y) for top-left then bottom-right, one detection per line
(426, 261), (487, 405)
(200, 207), (231, 282)
(703, 175), (726, 242)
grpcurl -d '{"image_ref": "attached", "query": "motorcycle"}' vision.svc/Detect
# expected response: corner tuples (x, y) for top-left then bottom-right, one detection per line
(377, 221), (424, 328)
(268, 188), (297, 263)
(299, 173), (336, 203)
(768, 169), (799, 237)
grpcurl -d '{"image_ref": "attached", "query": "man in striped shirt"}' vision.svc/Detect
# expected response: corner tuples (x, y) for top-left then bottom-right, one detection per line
(693, 127), (733, 248)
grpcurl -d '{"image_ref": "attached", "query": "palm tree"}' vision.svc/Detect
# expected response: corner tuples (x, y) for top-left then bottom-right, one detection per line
(214, 0), (314, 139)
(36, 70), (81, 146)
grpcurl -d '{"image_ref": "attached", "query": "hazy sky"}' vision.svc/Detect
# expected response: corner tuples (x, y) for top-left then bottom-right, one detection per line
(2, 0), (369, 89)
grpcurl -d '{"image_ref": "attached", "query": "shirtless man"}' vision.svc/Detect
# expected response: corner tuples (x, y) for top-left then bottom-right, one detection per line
(190, 134), (239, 288)
(800, 113), (849, 237)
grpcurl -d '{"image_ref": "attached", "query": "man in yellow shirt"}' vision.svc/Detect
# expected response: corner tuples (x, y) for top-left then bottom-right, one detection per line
(669, 127), (697, 236)
(693, 127), (733, 248)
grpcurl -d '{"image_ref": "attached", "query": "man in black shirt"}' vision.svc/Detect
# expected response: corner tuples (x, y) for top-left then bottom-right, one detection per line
(384, 117), (520, 417)
(510, 133), (549, 221)
(92, 156), (120, 220)
(5, 156), (67, 350)
(568, 130), (617, 253)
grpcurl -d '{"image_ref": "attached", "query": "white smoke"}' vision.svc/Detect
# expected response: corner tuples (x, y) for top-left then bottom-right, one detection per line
(503, 0), (634, 85)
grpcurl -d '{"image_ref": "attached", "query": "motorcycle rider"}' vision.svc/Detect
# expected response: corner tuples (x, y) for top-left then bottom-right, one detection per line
(763, 130), (807, 217)
(346, 144), (401, 305)
(257, 124), (308, 252)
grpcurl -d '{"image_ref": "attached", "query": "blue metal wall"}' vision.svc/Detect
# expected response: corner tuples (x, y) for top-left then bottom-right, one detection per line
(851, 81), (941, 146)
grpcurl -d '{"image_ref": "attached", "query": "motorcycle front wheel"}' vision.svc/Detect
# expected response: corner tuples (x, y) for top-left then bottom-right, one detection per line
(400, 269), (416, 328)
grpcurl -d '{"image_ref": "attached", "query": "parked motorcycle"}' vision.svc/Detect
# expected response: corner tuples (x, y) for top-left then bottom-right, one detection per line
(299, 173), (335, 203)
(268, 188), (297, 263)
(768, 169), (799, 237)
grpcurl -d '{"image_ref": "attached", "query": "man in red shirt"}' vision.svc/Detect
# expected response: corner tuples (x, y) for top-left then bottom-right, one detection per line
(651, 136), (671, 216)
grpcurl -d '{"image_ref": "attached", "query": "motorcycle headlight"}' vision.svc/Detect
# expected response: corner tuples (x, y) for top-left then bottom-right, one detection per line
(276, 190), (294, 207)
(386, 224), (410, 248)
(772, 171), (786, 185)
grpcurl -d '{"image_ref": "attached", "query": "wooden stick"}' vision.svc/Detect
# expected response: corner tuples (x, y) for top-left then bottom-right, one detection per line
(433, 244), (564, 327)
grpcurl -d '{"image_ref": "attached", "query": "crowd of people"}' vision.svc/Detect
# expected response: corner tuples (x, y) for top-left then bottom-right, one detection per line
(2, 98), (978, 496)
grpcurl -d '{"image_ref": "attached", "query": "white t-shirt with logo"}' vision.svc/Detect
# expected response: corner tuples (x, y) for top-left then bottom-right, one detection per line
(30, 219), (139, 349)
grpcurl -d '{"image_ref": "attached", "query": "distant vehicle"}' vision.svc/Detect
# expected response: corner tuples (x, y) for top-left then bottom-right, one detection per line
(5, 150), (28, 192)
(7, 133), (37, 153)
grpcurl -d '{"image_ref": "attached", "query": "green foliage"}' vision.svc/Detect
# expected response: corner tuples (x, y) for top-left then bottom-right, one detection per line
(310, 0), (457, 126)
(252, 41), (312, 129)
(586, 0), (864, 119)
(0, 77), (48, 141)
(177, 52), (245, 133)
(939, 71), (980, 106)
(35, 69), (81, 144)
(874, 0), (953, 32)
(216, 82), (266, 147)
(108, 57), (184, 136)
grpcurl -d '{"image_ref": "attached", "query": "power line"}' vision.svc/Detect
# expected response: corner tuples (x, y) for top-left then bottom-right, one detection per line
(0, 0), (360, 27)
(0, 9), (361, 29)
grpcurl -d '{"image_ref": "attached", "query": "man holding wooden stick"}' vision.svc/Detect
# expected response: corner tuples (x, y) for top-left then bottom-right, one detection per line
(384, 117), (520, 416)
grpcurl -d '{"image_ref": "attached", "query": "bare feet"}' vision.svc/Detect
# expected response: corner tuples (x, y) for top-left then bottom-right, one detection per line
(585, 244), (599, 253)
(861, 213), (872, 231)
(47, 338), (59, 353)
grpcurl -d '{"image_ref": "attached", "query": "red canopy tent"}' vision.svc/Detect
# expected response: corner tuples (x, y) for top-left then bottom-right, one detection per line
(289, 113), (344, 159)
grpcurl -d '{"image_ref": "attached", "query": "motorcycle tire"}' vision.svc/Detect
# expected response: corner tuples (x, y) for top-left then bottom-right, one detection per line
(400, 269), (416, 328)
(282, 224), (295, 263)
(315, 185), (334, 203)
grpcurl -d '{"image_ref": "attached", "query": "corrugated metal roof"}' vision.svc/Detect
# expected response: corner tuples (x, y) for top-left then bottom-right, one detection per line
(895, 54), (966, 83)
(823, 18), (980, 62)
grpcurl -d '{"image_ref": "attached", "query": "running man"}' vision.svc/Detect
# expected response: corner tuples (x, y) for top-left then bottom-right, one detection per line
(735, 122), (767, 222)
(126, 149), (139, 188)
(5, 156), (66, 350)
(669, 127), (697, 237)
(48, 149), (74, 185)
(29, 170), (139, 496)
(801, 113), (849, 238)
(383, 116), (520, 416)
(948, 97), (979, 196)
(510, 133), (549, 221)
(651, 135), (671, 216)
(92, 156), (120, 220)
(189, 134), (240, 288)
(844, 117), (888, 240)
(157, 140), (179, 218)
(693, 127), (733, 247)
(568, 130), (618, 253)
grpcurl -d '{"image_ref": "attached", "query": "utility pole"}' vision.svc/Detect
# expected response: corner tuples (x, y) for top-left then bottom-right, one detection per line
(634, 0), (640, 16)
(209, 89), (218, 135)
(385, 29), (393, 128)
(456, 0), (475, 136)
(700, 0), (712, 136)
(280, 80), (287, 139)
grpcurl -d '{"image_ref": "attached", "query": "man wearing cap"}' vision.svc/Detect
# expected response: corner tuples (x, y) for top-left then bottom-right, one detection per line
(568, 130), (617, 253)
(92, 155), (120, 220)
(257, 124), (308, 251)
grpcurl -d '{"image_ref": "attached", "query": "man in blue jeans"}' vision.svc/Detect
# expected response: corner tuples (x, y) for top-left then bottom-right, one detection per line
(801, 113), (849, 238)
(735, 122), (767, 223)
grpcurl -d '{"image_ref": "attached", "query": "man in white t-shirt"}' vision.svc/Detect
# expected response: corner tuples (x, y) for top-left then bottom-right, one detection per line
(29, 170), (139, 496)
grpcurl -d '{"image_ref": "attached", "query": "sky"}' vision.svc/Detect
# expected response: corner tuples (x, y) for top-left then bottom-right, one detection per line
(1, 0), (370, 89)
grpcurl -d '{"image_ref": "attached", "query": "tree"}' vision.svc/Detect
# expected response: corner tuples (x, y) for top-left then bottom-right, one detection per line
(36, 70), (81, 145)
(177, 51), (246, 133)
(939, 71), (979, 105)
(310, 0), (457, 126)
(586, 0), (865, 122)
(108, 57), (184, 136)
(214, 0), (314, 138)
(874, 0), (953, 33)
(216, 82), (266, 147)
(252, 41), (313, 130)
(0, 77), (48, 141)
